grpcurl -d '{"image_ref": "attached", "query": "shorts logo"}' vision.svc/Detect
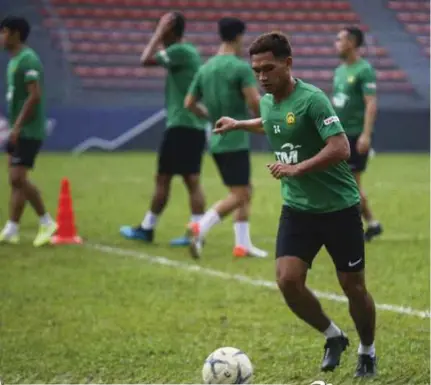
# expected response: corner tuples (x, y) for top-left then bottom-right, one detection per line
(286, 112), (295, 125)
(323, 116), (340, 126)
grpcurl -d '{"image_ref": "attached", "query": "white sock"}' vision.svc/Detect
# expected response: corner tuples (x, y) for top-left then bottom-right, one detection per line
(368, 219), (380, 227)
(141, 211), (158, 230)
(190, 214), (203, 223)
(3, 220), (19, 235)
(234, 221), (252, 249)
(40, 213), (53, 226)
(199, 208), (221, 238)
(358, 343), (375, 357)
(323, 322), (342, 339)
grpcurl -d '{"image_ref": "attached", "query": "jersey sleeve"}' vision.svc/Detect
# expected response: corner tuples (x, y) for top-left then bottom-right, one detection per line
(187, 69), (202, 99)
(308, 91), (345, 141)
(20, 57), (42, 83)
(360, 66), (377, 96)
(238, 62), (257, 89)
(155, 44), (188, 69)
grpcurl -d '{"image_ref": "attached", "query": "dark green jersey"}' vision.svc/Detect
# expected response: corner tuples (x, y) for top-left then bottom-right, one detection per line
(188, 54), (256, 153)
(332, 58), (377, 136)
(6, 47), (46, 140)
(155, 42), (207, 130)
(260, 79), (360, 213)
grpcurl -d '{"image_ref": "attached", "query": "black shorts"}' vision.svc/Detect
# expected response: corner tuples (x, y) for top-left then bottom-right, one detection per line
(6, 137), (42, 169)
(276, 204), (365, 272)
(348, 135), (369, 173)
(213, 150), (250, 187)
(158, 127), (206, 176)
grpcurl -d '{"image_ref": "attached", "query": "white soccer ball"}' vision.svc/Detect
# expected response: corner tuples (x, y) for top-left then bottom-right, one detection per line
(202, 346), (253, 384)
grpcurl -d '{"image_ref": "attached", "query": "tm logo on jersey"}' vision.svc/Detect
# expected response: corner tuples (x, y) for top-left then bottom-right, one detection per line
(274, 142), (302, 164)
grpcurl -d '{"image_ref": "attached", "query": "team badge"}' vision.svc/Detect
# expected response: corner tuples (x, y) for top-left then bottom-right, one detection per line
(286, 112), (295, 125)
(348, 76), (355, 83)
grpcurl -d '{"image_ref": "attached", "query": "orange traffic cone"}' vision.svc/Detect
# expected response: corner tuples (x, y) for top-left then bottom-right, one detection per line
(51, 177), (83, 245)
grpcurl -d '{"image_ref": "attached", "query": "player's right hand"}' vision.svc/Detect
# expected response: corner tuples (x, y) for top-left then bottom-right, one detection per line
(213, 117), (238, 134)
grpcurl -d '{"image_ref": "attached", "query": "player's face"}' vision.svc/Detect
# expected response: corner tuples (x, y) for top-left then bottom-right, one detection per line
(0, 27), (18, 50)
(251, 51), (291, 94)
(335, 30), (352, 58)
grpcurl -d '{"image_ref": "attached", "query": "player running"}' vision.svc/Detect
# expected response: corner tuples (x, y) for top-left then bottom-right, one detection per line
(184, 17), (267, 258)
(0, 16), (57, 246)
(214, 32), (377, 377)
(120, 12), (208, 245)
(333, 27), (382, 241)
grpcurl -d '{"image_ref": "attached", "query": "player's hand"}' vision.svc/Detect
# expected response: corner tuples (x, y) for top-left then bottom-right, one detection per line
(213, 117), (238, 135)
(156, 13), (176, 35)
(266, 162), (300, 179)
(8, 129), (19, 145)
(356, 133), (371, 155)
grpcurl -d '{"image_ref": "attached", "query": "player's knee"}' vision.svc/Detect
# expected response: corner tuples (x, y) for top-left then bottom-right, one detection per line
(276, 271), (304, 299)
(339, 274), (367, 299)
(183, 174), (201, 193)
(9, 172), (25, 189)
(231, 186), (251, 204)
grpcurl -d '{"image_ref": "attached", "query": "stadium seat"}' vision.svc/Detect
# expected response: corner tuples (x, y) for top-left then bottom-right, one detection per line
(40, 0), (414, 94)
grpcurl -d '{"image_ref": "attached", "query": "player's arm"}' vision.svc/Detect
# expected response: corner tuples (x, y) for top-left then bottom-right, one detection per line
(184, 70), (209, 119)
(359, 67), (378, 151)
(240, 64), (261, 117)
(11, 69), (42, 139)
(295, 92), (350, 175)
(214, 117), (265, 135)
(140, 13), (174, 66)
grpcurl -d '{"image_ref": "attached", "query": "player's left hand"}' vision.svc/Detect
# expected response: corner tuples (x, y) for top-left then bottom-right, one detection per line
(156, 13), (176, 35)
(266, 162), (300, 179)
(356, 133), (371, 155)
(8, 129), (19, 145)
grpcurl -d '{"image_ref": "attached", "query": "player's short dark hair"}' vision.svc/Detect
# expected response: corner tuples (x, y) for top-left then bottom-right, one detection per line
(218, 17), (246, 42)
(249, 32), (292, 58)
(0, 15), (31, 42)
(171, 12), (185, 38)
(344, 26), (364, 48)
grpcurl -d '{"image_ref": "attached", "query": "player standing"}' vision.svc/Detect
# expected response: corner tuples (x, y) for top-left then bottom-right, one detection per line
(120, 12), (208, 245)
(184, 17), (267, 258)
(0, 16), (57, 246)
(333, 27), (382, 241)
(214, 33), (377, 377)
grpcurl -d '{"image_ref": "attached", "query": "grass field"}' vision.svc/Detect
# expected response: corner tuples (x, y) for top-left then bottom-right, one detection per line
(0, 152), (429, 385)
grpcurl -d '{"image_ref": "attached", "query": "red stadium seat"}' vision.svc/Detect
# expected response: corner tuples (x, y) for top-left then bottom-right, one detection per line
(388, 1), (430, 11)
(49, 0), (352, 11)
(397, 13), (430, 23)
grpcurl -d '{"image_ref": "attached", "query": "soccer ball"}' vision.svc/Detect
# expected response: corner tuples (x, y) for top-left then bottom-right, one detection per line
(202, 347), (253, 384)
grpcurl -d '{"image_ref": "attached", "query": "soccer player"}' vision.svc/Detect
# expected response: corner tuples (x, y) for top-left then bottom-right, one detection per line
(184, 17), (267, 258)
(120, 12), (208, 244)
(0, 16), (57, 246)
(214, 33), (377, 377)
(333, 27), (382, 241)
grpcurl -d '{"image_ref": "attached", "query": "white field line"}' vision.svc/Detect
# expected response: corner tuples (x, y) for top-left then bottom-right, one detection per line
(87, 243), (430, 319)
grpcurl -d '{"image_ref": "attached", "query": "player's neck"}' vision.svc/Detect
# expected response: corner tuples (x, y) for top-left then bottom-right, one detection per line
(9, 43), (25, 56)
(218, 43), (238, 56)
(273, 77), (297, 104)
(344, 52), (361, 65)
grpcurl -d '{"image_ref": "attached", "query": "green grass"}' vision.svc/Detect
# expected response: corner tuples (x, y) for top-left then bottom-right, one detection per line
(0, 152), (429, 384)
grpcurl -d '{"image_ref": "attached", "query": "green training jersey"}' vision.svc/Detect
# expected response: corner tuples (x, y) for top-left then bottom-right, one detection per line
(6, 47), (46, 140)
(332, 58), (377, 137)
(188, 54), (256, 153)
(155, 42), (207, 130)
(260, 79), (360, 213)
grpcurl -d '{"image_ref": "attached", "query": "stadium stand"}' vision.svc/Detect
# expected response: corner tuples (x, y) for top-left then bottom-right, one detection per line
(40, 0), (414, 94)
(387, 0), (430, 58)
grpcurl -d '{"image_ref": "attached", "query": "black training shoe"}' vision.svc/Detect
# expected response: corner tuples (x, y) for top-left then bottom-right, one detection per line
(321, 334), (349, 372)
(364, 223), (383, 242)
(354, 354), (377, 378)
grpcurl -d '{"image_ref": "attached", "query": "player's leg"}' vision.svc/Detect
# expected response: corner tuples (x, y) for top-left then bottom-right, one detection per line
(324, 205), (377, 377)
(170, 129), (207, 247)
(348, 136), (382, 241)
(232, 185), (267, 258)
(120, 129), (176, 242)
(1, 138), (56, 246)
(353, 172), (382, 242)
(275, 206), (349, 372)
